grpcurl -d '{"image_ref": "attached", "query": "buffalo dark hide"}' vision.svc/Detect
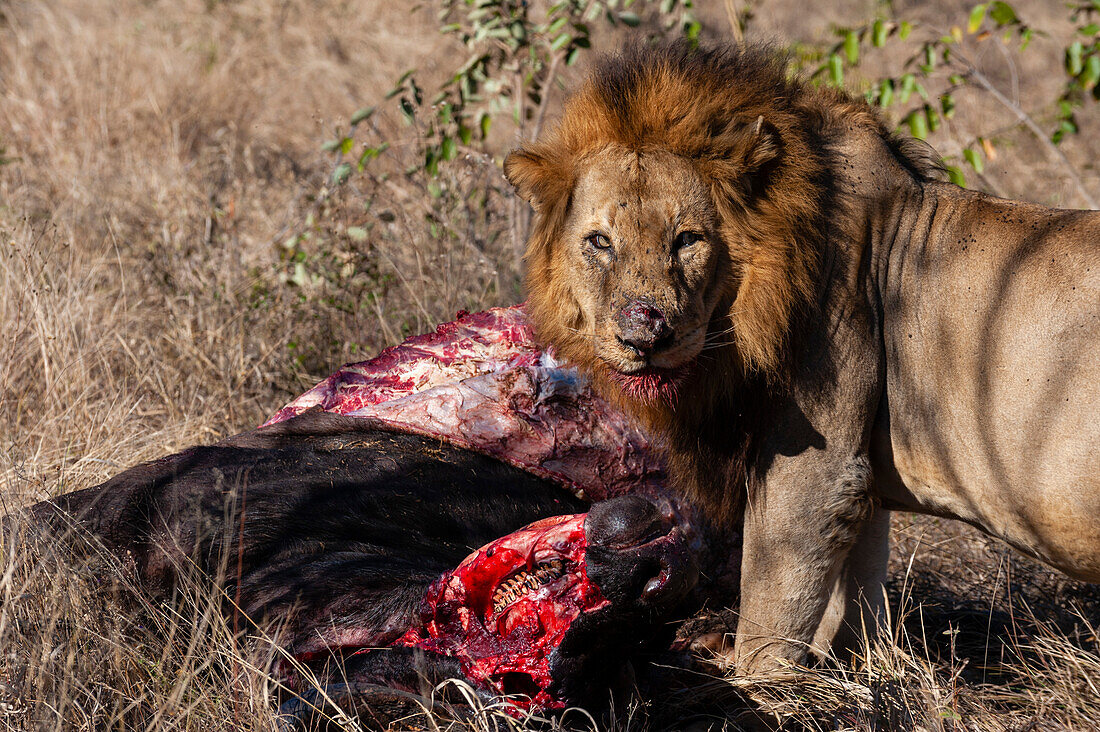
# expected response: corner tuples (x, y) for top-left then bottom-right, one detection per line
(22, 410), (701, 727)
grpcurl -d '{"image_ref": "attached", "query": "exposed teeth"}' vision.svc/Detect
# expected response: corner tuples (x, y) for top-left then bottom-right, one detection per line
(490, 560), (567, 614)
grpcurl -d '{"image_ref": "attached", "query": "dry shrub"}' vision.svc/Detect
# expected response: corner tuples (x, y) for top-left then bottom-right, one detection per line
(0, 0), (502, 494)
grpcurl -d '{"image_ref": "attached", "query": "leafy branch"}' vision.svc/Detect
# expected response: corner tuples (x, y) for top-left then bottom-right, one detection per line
(813, 1), (1098, 207)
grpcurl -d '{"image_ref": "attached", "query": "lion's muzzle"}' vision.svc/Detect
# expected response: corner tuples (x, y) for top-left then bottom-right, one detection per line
(615, 299), (675, 358)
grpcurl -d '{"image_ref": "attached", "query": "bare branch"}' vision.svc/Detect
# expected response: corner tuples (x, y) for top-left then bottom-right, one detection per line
(724, 0), (745, 44)
(953, 48), (1097, 209)
(531, 52), (562, 144)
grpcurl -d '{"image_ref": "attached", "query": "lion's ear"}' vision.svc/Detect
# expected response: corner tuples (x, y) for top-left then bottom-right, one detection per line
(741, 116), (781, 173)
(504, 147), (566, 213)
(715, 118), (813, 376)
(702, 117), (782, 201)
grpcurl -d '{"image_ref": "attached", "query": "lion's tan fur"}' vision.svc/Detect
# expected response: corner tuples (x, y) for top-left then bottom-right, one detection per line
(507, 41), (1100, 672)
(505, 44), (930, 522)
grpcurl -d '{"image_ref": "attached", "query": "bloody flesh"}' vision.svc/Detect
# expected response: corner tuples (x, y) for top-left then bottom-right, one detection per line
(394, 514), (607, 710)
(267, 306), (693, 712)
(263, 306), (668, 504)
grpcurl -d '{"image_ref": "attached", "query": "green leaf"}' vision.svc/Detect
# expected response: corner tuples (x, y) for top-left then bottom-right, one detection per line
(828, 53), (844, 87)
(385, 69), (416, 99)
(1067, 41), (1085, 76)
(441, 136), (457, 161)
(922, 44), (937, 72)
(321, 139), (342, 152)
(988, 1), (1018, 26)
(899, 21), (913, 40)
(332, 163), (352, 186)
(1080, 23), (1100, 36)
(350, 106), (376, 126)
(357, 145), (385, 170)
(1084, 54), (1100, 88)
(1020, 27), (1033, 50)
(346, 226), (369, 241)
(683, 17), (701, 41)
(844, 30), (860, 65)
(458, 123), (473, 145)
(872, 19), (888, 47)
(565, 46), (582, 65)
(945, 164), (966, 187)
(340, 137), (354, 155)
(619, 11), (641, 26)
(878, 78), (894, 107)
(479, 112), (492, 139)
(438, 103), (453, 125)
(940, 93), (956, 118)
(899, 73), (917, 103)
(967, 3), (987, 34)
(906, 110), (928, 140)
(963, 147), (984, 173)
(925, 105), (941, 133)
(550, 32), (571, 51)
(547, 16), (568, 33)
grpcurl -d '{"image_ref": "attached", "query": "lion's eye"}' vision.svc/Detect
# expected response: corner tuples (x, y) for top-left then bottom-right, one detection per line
(585, 232), (612, 251)
(673, 231), (704, 250)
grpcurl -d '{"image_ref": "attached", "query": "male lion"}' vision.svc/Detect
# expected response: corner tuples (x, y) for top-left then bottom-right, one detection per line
(504, 42), (1100, 674)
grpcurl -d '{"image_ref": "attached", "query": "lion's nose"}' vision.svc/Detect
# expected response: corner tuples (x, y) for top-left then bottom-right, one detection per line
(616, 300), (674, 356)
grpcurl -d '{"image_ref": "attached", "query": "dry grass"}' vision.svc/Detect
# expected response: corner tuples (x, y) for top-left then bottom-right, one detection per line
(1, 0), (1098, 729)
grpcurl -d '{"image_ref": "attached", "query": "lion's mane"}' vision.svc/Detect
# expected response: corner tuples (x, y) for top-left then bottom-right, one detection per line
(506, 42), (934, 520)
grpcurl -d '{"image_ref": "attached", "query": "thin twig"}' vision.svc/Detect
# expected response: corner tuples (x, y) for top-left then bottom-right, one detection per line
(723, 0), (745, 44)
(509, 69), (529, 267)
(507, 53), (562, 264)
(956, 50), (1097, 208)
(530, 52), (562, 143)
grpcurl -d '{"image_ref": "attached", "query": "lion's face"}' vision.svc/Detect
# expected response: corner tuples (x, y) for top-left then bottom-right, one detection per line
(506, 45), (827, 421)
(556, 146), (728, 402)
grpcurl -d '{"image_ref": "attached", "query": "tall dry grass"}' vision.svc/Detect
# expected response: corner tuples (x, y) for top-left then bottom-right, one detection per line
(0, 0), (491, 495)
(1, 0), (1099, 728)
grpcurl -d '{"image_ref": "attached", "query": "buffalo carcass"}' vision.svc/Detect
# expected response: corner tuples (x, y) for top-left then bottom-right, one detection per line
(22, 307), (737, 726)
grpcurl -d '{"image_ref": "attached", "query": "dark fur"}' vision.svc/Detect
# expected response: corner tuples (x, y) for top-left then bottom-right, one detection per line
(23, 409), (701, 721)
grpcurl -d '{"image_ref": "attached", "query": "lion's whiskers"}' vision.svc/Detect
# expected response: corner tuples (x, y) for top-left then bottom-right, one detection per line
(706, 324), (738, 338)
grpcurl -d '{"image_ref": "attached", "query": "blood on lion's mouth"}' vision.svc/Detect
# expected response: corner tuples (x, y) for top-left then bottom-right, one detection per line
(609, 366), (687, 404)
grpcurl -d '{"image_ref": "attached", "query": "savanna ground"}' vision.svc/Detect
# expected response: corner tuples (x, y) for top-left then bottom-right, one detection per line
(1, 0), (1098, 729)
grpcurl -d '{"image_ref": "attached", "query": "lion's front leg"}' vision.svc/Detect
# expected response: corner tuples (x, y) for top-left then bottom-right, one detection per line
(733, 455), (878, 674)
(810, 506), (890, 662)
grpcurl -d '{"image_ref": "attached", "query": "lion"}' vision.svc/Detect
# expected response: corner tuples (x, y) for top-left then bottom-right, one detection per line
(504, 41), (1100, 674)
